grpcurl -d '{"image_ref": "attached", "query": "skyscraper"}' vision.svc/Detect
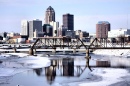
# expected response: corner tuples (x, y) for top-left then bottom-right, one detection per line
(29, 19), (42, 39)
(63, 13), (74, 31)
(96, 21), (110, 39)
(45, 6), (55, 24)
(21, 20), (29, 36)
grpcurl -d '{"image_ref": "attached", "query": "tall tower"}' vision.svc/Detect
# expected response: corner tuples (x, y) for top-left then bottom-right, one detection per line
(63, 13), (74, 31)
(21, 20), (29, 36)
(45, 6), (55, 24)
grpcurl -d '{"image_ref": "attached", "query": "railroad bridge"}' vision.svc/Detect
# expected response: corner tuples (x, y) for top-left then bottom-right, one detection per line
(30, 37), (130, 54)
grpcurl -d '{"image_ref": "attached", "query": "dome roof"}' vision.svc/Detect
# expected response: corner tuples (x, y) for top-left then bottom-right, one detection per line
(46, 6), (54, 11)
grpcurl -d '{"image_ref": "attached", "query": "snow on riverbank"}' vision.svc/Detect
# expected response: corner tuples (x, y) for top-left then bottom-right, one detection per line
(93, 49), (130, 56)
(0, 53), (51, 68)
(0, 53), (51, 84)
(68, 68), (129, 86)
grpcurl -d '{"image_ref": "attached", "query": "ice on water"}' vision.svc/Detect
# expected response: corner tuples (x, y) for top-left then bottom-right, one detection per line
(0, 53), (50, 84)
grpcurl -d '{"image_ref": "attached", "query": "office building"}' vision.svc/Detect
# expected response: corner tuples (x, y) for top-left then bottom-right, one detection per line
(57, 25), (63, 37)
(62, 26), (68, 36)
(63, 13), (74, 31)
(43, 24), (53, 36)
(33, 29), (44, 38)
(65, 30), (75, 38)
(45, 6), (55, 24)
(79, 31), (89, 38)
(96, 21), (110, 38)
(29, 19), (42, 39)
(21, 20), (29, 36)
(50, 21), (59, 36)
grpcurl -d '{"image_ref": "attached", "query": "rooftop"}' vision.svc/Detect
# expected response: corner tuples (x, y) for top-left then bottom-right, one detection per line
(97, 21), (110, 24)
(46, 6), (55, 11)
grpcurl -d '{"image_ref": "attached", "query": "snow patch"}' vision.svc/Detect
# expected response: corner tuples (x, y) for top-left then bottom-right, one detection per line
(79, 68), (128, 86)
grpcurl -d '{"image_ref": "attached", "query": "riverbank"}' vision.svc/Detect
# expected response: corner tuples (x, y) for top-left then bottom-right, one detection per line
(93, 49), (130, 57)
(67, 68), (129, 86)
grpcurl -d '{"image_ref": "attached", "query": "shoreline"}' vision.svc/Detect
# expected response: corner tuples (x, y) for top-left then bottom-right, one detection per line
(109, 68), (130, 86)
(93, 49), (130, 57)
(66, 68), (129, 86)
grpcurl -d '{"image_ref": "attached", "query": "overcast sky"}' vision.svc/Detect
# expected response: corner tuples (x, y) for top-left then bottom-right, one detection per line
(0, 0), (130, 33)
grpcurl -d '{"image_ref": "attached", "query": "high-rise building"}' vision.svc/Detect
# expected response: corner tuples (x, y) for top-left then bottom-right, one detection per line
(45, 6), (55, 24)
(62, 26), (68, 36)
(63, 13), (74, 31)
(29, 19), (42, 39)
(50, 21), (59, 37)
(21, 20), (29, 36)
(96, 21), (110, 39)
(57, 25), (63, 37)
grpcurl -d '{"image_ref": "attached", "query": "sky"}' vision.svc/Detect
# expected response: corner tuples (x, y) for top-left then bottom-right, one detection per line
(0, 0), (130, 33)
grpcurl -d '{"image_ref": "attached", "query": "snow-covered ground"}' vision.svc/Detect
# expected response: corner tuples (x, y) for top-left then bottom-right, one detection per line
(93, 49), (130, 57)
(0, 53), (50, 68)
(0, 53), (50, 84)
(74, 68), (129, 86)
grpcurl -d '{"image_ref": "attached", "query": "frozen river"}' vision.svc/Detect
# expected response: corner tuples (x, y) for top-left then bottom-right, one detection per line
(0, 52), (130, 86)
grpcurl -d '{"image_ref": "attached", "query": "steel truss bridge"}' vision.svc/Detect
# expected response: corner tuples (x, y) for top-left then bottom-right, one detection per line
(31, 37), (130, 50)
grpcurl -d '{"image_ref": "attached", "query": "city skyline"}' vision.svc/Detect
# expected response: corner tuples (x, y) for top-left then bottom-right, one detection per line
(0, 0), (130, 33)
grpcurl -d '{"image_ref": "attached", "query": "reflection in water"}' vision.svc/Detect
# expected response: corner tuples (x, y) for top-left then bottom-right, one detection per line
(62, 58), (74, 76)
(34, 58), (75, 84)
(33, 56), (130, 84)
(45, 66), (56, 84)
(34, 68), (42, 76)
(0, 60), (2, 63)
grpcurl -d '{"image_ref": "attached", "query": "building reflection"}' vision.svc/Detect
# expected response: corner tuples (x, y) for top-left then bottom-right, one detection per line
(62, 58), (74, 76)
(34, 68), (42, 76)
(34, 58), (75, 84)
(45, 65), (56, 84)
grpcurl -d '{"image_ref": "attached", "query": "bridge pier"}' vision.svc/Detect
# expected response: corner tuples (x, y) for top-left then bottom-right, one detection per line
(73, 48), (76, 54)
(52, 48), (56, 54)
(85, 48), (92, 71)
(34, 49), (36, 55)
(13, 48), (17, 53)
(86, 48), (89, 58)
(29, 48), (34, 55)
(13, 45), (17, 53)
(18, 45), (20, 48)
